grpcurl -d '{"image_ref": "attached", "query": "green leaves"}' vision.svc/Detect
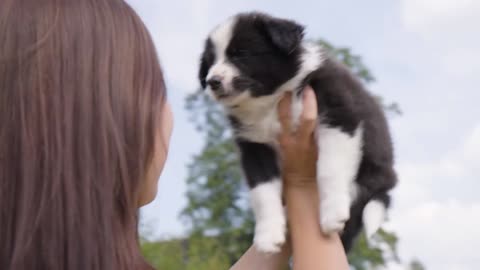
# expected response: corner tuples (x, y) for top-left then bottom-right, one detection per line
(141, 239), (185, 269)
(182, 87), (251, 263)
(348, 229), (400, 270)
(141, 236), (230, 270)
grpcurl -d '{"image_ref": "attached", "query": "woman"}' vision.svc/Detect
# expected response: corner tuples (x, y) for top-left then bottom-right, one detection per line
(0, 0), (348, 269)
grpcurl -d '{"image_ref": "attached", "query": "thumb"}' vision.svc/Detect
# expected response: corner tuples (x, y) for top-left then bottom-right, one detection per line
(297, 86), (318, 141)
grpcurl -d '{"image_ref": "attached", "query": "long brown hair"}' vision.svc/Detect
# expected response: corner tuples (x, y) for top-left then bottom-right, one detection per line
(0, 0), (165, 269)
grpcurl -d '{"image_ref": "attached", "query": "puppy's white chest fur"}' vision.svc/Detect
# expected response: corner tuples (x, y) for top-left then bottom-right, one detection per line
(242, 110), (281, 144)
(229, 94), (302, 144)
(229, 95), (281, 144)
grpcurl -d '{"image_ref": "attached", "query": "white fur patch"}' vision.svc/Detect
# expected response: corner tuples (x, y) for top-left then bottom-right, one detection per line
(229, 94), (282, 144)
(363, 200), (386, 238)
(206, 18), (239, 94)
(315, 124), (364, 234)
(277, 41), (324, 92)
(225, 93), (305, 146)
(250, 180), (286, 253)
(227, 89), (304, 144)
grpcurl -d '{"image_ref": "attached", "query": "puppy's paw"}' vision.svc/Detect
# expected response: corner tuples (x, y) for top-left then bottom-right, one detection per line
(254, 221), (286, 253)
(320, 199), (350, 235)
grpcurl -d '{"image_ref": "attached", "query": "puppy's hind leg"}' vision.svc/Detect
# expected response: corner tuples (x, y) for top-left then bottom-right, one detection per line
(315, 124), (363, 235)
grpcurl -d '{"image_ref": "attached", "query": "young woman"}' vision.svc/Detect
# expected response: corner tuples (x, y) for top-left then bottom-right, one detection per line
(0, 0), (348, 269)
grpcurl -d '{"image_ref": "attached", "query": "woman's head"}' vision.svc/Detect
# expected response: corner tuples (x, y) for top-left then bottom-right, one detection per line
(0, 0), (170, 269)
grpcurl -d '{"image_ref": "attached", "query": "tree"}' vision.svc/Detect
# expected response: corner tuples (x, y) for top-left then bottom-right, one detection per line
(181, 91), (252, 262)
(409, 259), (426, 270)
(347, 229), (400, 270)
(141, 236), (230, 269)
(179, 39), (413, 269)
(142, 239), (185, 269)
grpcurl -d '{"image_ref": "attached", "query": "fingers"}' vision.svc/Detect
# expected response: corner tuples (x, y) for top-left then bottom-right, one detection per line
(297, 86), (318, 141)
(277, 87), (318, 145)
(277, 92), (293, 134)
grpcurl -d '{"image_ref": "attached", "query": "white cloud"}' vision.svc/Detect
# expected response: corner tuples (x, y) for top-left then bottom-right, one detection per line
(440, 48), (480, 81)
(401, 0), (480, 34)
(389, 200), (480, 270)
(391, 119), (480, 203)
(387, 125), (480, 270)
(463, 126), (480, 163)
(399, 0), (480, 84)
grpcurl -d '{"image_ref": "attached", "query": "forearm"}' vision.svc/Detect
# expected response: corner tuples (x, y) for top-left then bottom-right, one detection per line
(286, 186), (349, 270)
(230, 244), (290, 270)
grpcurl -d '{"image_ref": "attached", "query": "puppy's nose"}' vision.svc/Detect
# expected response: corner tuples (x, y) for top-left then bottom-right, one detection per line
(207, 75), (223, 91)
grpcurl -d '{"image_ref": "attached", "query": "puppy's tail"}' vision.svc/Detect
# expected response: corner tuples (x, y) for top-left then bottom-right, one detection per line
(362, 197), (389, 238)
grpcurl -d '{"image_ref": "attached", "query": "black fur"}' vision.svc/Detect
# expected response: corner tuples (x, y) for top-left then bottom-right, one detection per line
(256, 15), (305, 54)
(199, 38), (215, 89)
(229, 14), (302, 95)
(236, 139), (280, 187)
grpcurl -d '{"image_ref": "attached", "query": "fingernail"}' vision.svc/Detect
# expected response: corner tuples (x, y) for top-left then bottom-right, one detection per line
(304, 86), (314, 96)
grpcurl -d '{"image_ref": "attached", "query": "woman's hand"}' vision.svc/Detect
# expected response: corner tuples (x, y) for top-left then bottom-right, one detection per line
(277, 86), (350, 270)
(232, 86), (348, 270)
(277, 86), (318, 188)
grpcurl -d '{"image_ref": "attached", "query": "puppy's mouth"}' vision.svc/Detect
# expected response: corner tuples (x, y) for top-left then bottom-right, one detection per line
(213, 85), (243, 100)
(207, 76), (259, 104)
(215, 91), (242, 102)
(207, 87), (236, 103)
(211, 88), (251, 107)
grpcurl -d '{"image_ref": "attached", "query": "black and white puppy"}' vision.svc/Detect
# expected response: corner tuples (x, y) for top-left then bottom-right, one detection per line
(198, 12), (397, 253)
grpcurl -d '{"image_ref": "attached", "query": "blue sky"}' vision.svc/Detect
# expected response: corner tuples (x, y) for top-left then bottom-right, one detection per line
(126, 1), (480, 269)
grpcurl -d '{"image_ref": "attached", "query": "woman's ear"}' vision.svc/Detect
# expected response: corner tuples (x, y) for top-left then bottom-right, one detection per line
(199, 38), (215, 89)
(258, 16), (305, 54)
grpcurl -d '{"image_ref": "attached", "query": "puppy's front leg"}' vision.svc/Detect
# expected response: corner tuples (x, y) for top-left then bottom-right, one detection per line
(237, 139), (285, 253)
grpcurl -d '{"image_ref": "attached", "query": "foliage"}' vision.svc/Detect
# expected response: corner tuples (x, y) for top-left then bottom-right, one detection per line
(409, 259), (427, 270)
(142, 239), (184, 269)
(141, 236), (230, 270)
(181, 91), (252, 262)
(348, 229), (400, 270)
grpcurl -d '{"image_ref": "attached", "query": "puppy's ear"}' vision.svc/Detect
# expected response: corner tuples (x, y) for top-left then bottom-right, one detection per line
(199, 39), (215, 89)
(259, 16), (304, 54)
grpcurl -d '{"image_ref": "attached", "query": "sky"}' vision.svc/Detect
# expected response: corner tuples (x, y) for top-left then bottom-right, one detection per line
(126, 1), (480, 269)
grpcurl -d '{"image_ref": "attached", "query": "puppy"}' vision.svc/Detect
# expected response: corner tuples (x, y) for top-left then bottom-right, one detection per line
(198, 12), (397, 253)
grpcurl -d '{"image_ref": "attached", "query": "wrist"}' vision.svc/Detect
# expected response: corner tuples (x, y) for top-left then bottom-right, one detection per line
(284, 181), (320, 238)
(285, 186), (318, 227)
(230, 243), (291, 270)
(283, 174), (317, 190)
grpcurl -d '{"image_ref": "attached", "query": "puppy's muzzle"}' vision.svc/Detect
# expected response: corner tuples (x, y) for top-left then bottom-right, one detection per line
(207, 75), (224, 92)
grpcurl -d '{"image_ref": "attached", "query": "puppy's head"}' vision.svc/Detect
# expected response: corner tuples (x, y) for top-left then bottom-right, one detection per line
(199, 12), (305, 106)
